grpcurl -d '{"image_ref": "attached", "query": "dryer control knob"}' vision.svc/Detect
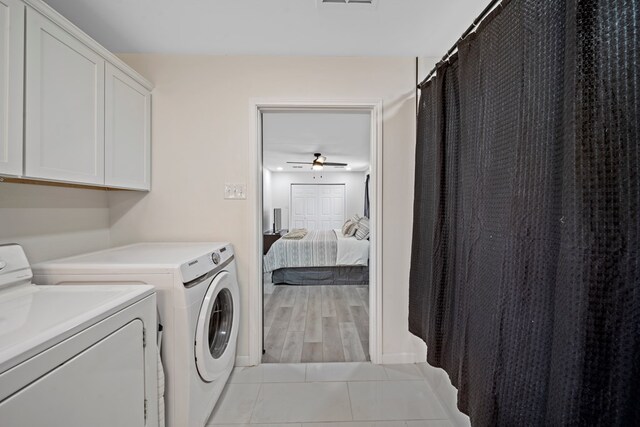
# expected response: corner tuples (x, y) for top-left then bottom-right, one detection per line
(211, 252), (221, 265)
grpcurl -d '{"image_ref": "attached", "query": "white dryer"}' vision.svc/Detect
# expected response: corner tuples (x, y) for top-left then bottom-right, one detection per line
(33, 243), (240, 427)
(0, 244), (158, 427)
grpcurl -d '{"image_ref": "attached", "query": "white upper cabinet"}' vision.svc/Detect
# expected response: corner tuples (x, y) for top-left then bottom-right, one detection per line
(0, 1), (152, 188)
(0, 0), (24, 177)
(24, 7), (105, 185)
(105, 63), (151, 190)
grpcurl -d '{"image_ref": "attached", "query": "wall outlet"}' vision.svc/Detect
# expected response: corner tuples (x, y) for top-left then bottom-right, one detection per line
(224, 183), (247, 200)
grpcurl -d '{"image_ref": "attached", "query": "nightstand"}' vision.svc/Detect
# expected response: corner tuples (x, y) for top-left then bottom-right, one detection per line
(263, 230), (287, 255)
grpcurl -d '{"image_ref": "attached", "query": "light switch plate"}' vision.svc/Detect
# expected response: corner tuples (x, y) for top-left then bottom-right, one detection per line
(224, 183), (247, 200)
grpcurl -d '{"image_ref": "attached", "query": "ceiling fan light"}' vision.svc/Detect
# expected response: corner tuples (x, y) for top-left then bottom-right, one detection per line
(312, 163), (324, 171)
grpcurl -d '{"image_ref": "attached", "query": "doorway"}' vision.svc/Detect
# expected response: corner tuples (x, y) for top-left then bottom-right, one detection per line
(249, 100), (382, 366)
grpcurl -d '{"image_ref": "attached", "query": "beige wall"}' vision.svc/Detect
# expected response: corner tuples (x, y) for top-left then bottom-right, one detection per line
(0, 182), (111, 263)
(418, 56), (440, 83)
(106, 55), (428, 363)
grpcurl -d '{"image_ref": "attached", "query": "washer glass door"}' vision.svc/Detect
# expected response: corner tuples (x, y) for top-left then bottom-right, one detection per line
(207, 288), (233, 358)
(195, 271), (238, 382)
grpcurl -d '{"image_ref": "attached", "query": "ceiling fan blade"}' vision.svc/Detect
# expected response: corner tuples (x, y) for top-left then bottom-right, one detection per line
(323, 162), (348, 166)
(286, 162), (313, 164)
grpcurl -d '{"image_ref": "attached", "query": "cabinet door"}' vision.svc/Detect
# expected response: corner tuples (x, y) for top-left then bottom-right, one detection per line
(24, 7), (105, 185)
(105, 63), (151, 190)
(0, 0), (23, 176)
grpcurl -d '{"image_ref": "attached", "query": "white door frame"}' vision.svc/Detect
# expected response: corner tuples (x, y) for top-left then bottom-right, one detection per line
(249, 99), (383, 365)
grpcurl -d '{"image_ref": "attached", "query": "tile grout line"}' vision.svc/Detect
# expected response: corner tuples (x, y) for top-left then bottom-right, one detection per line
(246, 382), (263, 425)
(345, 380), (355, 422)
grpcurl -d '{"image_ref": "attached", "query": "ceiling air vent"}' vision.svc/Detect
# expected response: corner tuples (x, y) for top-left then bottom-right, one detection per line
(318, 0), (377, 7)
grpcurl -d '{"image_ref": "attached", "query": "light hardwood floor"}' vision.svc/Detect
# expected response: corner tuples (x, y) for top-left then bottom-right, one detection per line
(263, 281), (369, 363)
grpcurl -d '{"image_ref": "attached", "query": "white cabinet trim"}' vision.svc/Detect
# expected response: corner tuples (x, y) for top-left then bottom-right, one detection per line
(0, 0), (24, 177)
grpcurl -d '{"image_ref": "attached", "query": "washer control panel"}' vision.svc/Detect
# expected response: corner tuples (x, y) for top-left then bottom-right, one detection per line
(211, 252), (221, 265)
(179, 244), (233, 284)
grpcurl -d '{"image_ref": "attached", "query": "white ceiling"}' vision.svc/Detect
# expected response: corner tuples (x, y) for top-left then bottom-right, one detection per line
(41, 0), (489, 56)
(262, 111), (370, 173)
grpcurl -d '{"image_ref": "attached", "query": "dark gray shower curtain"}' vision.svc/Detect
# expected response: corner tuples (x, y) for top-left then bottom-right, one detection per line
(409, 0), (640, 425)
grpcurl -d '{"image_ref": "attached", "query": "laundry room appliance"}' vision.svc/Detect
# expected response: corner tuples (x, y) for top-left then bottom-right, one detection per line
(33, 243), (240, 427)
(0, 244), (158, 427)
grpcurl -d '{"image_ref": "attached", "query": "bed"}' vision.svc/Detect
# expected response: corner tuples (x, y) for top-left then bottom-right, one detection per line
(263, 229), (369, 285)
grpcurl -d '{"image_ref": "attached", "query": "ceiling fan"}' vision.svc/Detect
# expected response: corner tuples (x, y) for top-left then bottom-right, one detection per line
(287, 153), (348, 170)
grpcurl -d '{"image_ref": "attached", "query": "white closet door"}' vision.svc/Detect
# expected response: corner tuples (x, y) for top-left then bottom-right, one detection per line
(105, 63), (151, 190)
(318, 185), (346, 229)
(291, 185), (318, 230)
(24, 7), (105, 185)
(291, 184), (345, 230)
(0, 0), (24, 176)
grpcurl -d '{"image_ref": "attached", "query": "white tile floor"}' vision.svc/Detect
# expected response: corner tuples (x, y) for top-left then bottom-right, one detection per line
(207, 362), (455, 427)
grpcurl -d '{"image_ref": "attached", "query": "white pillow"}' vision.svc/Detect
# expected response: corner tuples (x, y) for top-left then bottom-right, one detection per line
(355, 217), (370, 240)
(342, 219), (354, 235)
(344, 221), (358, 237)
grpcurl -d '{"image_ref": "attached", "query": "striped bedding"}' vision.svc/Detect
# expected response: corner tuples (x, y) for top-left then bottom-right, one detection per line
(263, 230), (337, 273)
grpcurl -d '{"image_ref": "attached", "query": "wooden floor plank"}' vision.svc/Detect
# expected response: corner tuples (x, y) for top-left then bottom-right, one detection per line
(322, 316), (345, 362)
(289, 286), (309, 332)
(361, 338), (370, 360)
(334, 286), (354, 323)
(280, 331), (305, 363)
(262, 306), (293, 363)
(304, 287), (323, 343)
(321, 285), (336, 318)
(301, 342), (324, 363)
(280, 286), (297, 307)
(264, 284), (369, 363)
(357, 286), (369, 314)
(346, 286), (363, 307)
(263, 285), (285, 327)
(339, 322), (367, 362)
(350, 305), (369, 360)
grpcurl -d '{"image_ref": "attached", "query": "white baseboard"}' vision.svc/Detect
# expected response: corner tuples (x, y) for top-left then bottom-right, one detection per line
(234, 355), (252, 367)
(380, 352), (421, 364)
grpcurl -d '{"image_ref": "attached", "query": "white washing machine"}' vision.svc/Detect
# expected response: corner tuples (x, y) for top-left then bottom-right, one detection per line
(0, 244), (158, 427)
(33, 243), (240, 427)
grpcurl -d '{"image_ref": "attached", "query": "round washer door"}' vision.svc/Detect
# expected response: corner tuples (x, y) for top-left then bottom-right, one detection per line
(195, 270), (239, 382)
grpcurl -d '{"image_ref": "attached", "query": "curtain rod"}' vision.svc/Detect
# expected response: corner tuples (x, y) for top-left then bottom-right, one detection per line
(417, 0), (503, 88)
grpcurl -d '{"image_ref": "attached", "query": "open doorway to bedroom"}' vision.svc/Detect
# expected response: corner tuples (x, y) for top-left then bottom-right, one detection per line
(256, 106), (378, 364)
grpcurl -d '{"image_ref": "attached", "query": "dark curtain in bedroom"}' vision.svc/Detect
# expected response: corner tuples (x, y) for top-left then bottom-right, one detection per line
(364, 174), (370, 218)
(409, 0), (640, 425)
